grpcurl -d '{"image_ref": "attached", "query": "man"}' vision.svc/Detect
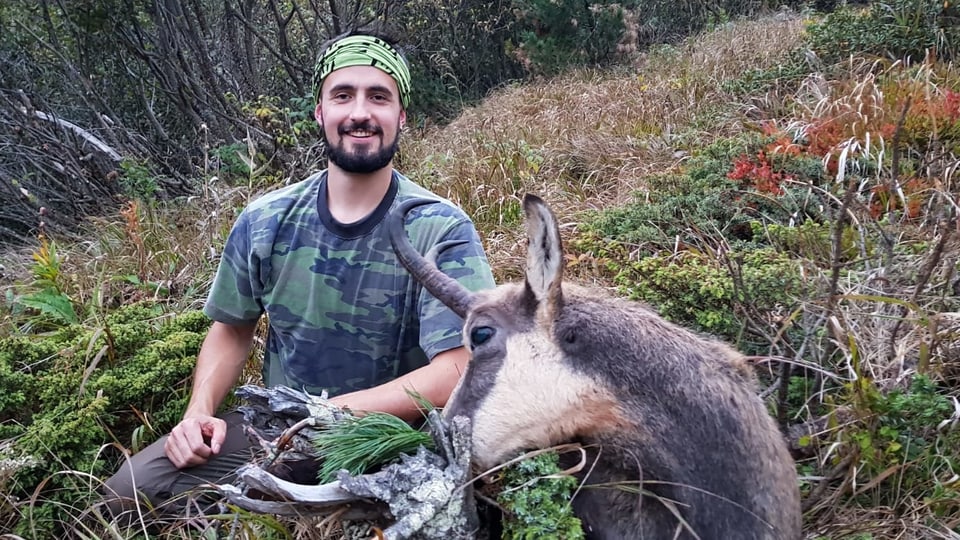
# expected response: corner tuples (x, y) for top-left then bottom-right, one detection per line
(103, 33), (495, 515)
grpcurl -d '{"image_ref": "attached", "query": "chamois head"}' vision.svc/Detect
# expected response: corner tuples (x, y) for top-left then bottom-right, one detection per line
(389, 195), (802, 539)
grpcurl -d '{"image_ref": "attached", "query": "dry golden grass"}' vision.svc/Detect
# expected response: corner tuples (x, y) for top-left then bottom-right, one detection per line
(806, 504), (960, 539)
(401, 14), (807, 279)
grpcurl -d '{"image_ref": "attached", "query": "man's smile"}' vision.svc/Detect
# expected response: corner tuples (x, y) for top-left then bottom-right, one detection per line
(340, 123), (382, 140)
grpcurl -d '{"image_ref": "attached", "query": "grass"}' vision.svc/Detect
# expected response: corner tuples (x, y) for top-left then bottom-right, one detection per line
(2, 9), (960, 540)
(401, 14), (807, 281)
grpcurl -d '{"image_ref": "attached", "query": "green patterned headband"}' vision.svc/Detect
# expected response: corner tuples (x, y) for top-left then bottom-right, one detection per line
(312, 35), (411, 109)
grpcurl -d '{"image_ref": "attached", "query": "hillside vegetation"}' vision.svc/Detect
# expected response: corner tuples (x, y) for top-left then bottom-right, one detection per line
(2, 3), (960, 539)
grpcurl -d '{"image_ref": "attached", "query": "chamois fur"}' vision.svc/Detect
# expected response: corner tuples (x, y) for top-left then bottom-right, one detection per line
(389, 195), (802, 539)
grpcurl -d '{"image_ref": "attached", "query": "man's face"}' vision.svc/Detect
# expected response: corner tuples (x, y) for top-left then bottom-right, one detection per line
(314, 65), (406, 174)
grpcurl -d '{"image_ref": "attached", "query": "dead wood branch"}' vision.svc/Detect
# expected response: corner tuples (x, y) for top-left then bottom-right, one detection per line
(30, 110), (122, 161)
(218, 464), (385, 519)
(218, 385), (479, 540)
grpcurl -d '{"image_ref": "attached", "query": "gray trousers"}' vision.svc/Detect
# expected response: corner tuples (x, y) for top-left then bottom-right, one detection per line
(102, 411), (256, 518)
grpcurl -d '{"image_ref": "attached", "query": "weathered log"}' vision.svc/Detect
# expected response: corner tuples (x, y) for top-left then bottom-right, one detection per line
(235, 384), (349, 462)
(217, 386), (479, 540)
(337, 414), (478, 540)
(218, 464), (385, 519)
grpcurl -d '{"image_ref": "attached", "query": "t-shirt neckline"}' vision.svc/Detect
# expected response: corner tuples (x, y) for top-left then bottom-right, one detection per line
(316, 171), (400, 239)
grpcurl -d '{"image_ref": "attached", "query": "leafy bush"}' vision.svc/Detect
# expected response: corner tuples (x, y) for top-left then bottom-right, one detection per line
(807, 0), (960, 64)
(579, 134), (828, 253)
(573, 132), (819, 346)
(210, 142), (257, 184)
(840, 375), (960, 512)
(754, 219), (866, 268)
(0, 303), (209, 537)
(497, 452), (584, 539)
(118, 159), (160, 201)
(10, 234), (78, 331)
(512, 0), (637, 75)
(879, 69), (960, 159)
(721, 47), (813, 96)
(613, 248), (804, 346)
(215, 93), (324, 187)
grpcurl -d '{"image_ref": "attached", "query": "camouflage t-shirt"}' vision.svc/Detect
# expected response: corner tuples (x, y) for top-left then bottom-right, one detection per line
(203, 170), (495, 396)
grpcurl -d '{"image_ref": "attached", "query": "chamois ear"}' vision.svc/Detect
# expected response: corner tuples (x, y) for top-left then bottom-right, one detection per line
(522, 194), (564, 321)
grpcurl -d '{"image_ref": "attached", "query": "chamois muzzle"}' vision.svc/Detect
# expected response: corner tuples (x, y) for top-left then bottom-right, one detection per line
(388, 198), (478, 319)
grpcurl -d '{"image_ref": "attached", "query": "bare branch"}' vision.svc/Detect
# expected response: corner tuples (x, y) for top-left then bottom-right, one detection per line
(30, 110), (121, 161)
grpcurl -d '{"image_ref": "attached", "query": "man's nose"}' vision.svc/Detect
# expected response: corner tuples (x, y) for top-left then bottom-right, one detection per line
(349, 97), (371, 120)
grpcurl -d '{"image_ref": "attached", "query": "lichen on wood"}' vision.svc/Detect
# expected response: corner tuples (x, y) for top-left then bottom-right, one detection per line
(218, 385), (478, 540)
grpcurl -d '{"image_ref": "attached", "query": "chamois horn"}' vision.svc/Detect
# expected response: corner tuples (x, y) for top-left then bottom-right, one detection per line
(388, 197), (477, 319)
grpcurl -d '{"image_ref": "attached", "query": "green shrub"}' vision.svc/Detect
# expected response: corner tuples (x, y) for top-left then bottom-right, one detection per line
(210, 142), (255, 183)
(722, 48), (813, 96)
(573, 133), (821, 347)
(807, 0), (960, 64)
(612, 248), (803, 346)
(754, 219), (867, 268)
(497, 452), (584, 539)
(9, 234), (79, 332)
(579, 135), (828, 254)
(841, 375), (960, 511)
(0, 303), (209, 536)
(512, 0), (635, 75)
(784, 374), (819, 420)
(118, 159), (160, 201)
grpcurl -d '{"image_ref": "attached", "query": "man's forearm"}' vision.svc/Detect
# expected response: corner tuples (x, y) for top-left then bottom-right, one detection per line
(331, 347), (469, 421)
(184, 321), (257, 418)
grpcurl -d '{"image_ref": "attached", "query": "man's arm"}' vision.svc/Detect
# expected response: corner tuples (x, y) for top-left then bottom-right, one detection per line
(330, 346), (469, 422)
(164, 320), (257, 468)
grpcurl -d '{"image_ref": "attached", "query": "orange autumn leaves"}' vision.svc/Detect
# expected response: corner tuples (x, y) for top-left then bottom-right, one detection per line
(726, 84), (960, 220)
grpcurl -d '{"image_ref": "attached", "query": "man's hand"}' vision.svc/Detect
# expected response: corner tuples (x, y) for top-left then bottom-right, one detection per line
(164, 415), (227, 468)
(165, 320), (255, 468)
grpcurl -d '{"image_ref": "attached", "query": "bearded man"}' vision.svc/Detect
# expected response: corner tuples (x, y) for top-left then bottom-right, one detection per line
(103, 33), (494, 516)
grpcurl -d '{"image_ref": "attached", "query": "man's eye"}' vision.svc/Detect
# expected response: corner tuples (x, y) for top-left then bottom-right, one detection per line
(470, 326), (495, 347)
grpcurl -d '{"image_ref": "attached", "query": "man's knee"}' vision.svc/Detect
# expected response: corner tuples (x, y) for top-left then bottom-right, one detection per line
(101, 436), (178, 518)
(100, 412), (255, 518)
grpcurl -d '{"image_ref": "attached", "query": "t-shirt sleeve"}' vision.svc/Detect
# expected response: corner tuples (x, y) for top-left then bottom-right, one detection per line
(203, 211), (266, 325)
(418, 218), (496, 360)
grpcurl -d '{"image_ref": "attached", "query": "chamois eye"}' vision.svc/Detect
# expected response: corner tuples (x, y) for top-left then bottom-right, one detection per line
(470, 326), (496, 347)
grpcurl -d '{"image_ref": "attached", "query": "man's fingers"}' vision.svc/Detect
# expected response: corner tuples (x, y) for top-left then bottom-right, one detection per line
(180, 418), (213, 454)
(164, 418), (215, 468)
(167, 441), (202, 468)
(208, 420), (228, 454)
(165, 434), (190, 468)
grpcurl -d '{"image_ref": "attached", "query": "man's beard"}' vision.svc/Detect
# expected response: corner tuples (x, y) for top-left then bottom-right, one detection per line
(323, 121), (400, 174)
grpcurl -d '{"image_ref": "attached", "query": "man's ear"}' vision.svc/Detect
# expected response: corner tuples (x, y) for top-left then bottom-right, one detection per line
(314, 102), (323, 125)
(399, 109), (406, 130)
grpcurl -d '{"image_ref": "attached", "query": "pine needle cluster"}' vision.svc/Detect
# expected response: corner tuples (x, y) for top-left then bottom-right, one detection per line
(312, 412), (434, 484)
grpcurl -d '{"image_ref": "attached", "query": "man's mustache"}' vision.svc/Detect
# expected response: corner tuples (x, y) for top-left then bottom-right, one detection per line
(338, 121), (383, 136)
